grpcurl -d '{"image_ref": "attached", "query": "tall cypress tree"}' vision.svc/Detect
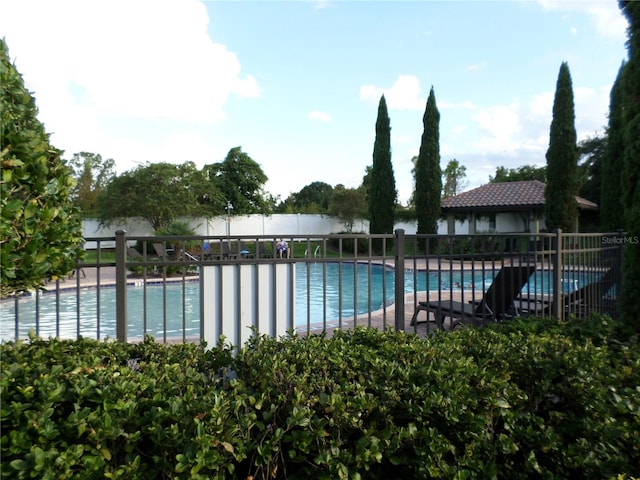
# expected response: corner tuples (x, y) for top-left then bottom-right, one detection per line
(601, 61), (627, 231)
(619, 0), (640, 330)
(368, 95), (396, 241)
(544, 62), (579, 232)
(415, 87), (442, 237)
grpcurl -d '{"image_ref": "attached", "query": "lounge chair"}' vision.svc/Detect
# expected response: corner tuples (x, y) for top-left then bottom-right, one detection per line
(410, 264), (537, 331)
(127, 247), (144, 259)
(153, 242), (174, 260)
(517, 266), (618, 318)
(221, 242), (237, 260)
(257, 241), (273, 258)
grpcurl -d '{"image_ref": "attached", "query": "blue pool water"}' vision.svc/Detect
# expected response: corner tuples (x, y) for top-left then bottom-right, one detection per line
(1, 283), (202, 342)
(0, 263), (584, 341)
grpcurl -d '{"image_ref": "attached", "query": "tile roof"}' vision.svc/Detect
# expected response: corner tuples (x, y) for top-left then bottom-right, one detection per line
(441, 180), (598, 212)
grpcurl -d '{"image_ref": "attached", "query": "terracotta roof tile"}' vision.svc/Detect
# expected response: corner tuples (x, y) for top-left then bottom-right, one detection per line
(441, 180), (597, 211)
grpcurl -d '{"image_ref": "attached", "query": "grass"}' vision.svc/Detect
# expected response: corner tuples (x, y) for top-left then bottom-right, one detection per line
(81, 250), (116, 264)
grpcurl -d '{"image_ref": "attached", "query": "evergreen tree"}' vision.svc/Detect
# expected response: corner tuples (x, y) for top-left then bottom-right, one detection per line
(415, 87), (442, 238)
(619, 0), (640, 330)
(441, 158), (467, 198)
(0, 39), (84, 295)
(489, 165), (546, 183)
(601, 62), (627, 231)
(544, 62), (579, 232)
(368, 95), (396, 241)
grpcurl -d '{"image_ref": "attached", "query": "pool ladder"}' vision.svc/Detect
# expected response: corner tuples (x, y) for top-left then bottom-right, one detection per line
(304, 245), (322, 258)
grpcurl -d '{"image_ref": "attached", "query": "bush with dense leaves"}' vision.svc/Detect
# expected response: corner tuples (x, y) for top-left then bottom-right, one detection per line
(1, 316), (639, 479)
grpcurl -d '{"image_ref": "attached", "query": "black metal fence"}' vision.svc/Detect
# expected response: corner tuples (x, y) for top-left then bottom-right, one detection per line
(0, 230), (623, 344)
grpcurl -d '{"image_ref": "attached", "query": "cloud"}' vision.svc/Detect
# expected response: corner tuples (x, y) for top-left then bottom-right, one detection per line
(466, 62), (487, 73)
(308, 110), (331, 122)
(359, 75), (425, 110)
(471, 103), (523, 153)
(586, 4), (628, 39)
(535, 0), (627, 39)
(0, 0), (259, 127)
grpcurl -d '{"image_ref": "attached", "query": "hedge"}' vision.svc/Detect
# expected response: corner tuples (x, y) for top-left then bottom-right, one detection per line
(1, 315), (639, 479)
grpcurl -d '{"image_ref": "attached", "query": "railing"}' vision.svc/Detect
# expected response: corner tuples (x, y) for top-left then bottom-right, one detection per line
(0, 230), (623, 345)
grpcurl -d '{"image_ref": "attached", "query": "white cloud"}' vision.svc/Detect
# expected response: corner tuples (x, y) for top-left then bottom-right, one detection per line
(535, 0), (627, 39)
(0, 0), (259, 127)
(466, 62), (487, 73)
(529, 91), (554, 118)
(586, 4), (628, 39)
(574, 84), (611, 137)
(453, 79), (610, 161)
(472, 103), (522, 148)
(359, 75), (425, 110)
(308, 110), (331, 122)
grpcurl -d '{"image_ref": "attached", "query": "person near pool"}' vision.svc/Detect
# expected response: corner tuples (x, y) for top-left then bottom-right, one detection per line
(276, 238), (289, 258)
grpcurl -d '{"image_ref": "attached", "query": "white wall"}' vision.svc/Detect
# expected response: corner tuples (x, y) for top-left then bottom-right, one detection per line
(82, 212), (540, 247)
(84, 214), (403, 242)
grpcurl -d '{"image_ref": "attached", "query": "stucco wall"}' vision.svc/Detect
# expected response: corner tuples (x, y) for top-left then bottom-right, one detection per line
(81, 212), (541, 248)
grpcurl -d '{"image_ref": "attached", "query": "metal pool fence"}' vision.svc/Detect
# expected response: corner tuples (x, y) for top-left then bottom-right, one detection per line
(1, 229), (623, 344)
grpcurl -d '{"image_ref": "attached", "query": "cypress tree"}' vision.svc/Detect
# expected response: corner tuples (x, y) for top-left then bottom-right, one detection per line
(368, 95), (396, 243)
(619, 0), (640, 330)
(415, 87), (442, 238)
(544, 62), (579, 232)
(601, 61), (627, 231)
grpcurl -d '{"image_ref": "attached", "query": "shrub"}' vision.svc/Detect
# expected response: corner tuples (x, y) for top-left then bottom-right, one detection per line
(2, 317), (639, 479)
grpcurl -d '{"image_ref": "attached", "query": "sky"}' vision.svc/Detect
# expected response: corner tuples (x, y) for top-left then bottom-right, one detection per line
(0, 0), (630, 205)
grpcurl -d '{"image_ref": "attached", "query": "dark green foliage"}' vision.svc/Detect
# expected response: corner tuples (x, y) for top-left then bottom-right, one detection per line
(441, 158), (467, 198)
(489, 164), (546, 183)
(545, 62), (579, 232)
(96, 161), (219, 232)
(329, 185), (367, 232)
(415, 87), (442, 237)
(3, 318), (639, 479)
(0, 39), (84, 296)
(288, 181), (334, 213)
(601, 62), (627, 231)
(67, 152), (115, 217)
(576, 134), (607, 231)
(368, 95), (396, 239)
(203, 146), (271, 215)
(619, 0), (640, 332)
(1, 336), (241, 480)
(577, 134), (606, 205)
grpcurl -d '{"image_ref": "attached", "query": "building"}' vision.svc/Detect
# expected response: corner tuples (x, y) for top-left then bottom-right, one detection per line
(440, 180), (598, 234)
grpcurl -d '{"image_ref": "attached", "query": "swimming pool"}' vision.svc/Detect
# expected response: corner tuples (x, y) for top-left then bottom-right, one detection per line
(0, 262), (582, 341)
(0, 282), (202, 342)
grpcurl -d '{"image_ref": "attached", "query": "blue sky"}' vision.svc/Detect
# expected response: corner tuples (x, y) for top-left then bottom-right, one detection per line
(0, 0), (629, 204)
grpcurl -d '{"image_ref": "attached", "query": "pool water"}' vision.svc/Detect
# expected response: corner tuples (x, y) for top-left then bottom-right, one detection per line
(1, 283), (202, 342)
(295, 263), (496, 321)
(1, 263), (583, 341)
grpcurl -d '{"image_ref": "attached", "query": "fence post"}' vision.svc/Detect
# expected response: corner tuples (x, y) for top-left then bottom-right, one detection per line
(395, 229), (405, 331)
(115, 230), (128, 342)
(615, 229), (625, 320)
(551, 229), (563, 321)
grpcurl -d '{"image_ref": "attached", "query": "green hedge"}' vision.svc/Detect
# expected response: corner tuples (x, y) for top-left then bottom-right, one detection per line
(2, 316), (639, 479)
